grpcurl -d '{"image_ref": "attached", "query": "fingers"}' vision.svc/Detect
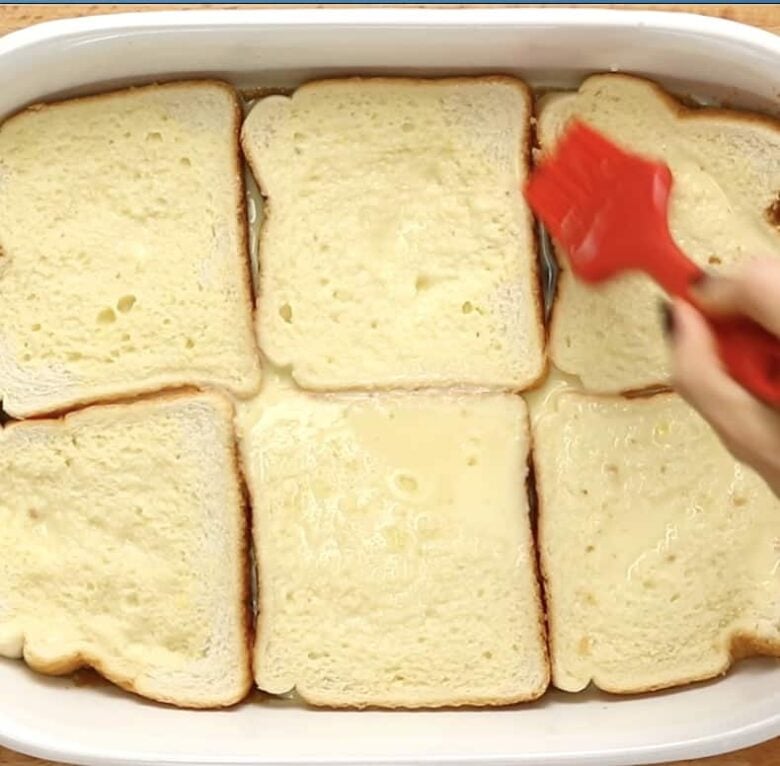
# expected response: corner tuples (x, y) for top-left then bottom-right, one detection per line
(669, 299), (755, 432)
(668, 298), (780, 497)
(690, 258), (780, 337)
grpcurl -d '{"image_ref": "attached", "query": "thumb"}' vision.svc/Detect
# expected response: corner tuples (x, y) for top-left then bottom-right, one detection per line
(668, 298), (755, 435)
(668, 298), (780, 486)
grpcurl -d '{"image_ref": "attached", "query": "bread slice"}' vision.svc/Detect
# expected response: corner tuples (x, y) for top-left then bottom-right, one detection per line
(537, 74), (780, 393)
(238, 381), (549, 707)
(242, 77), (544, 393)
(0, 81), (261, 418)
(533, 390), (780, 694)
(0, 391), (251, 708)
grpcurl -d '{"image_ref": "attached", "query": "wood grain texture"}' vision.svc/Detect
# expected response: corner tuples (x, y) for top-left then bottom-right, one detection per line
(0, 3), (778, 36)
(0, 752), (50, 766)
(0, 3), (778, 766)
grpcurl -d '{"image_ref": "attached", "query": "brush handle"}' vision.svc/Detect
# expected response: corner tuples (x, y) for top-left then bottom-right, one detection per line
(712, 317), (780, 405)
(651, 236), (780, 406)
(643, 228), (703, 298)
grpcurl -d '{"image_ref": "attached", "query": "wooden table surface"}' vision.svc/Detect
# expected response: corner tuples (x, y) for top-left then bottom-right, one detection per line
(0, 3), (777, 765)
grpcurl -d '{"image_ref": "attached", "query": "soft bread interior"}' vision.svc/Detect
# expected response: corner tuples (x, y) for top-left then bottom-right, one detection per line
(242, 77), (544, 393)
(238, 376), (549, 708)
(537, 74), (780, 393)
(0, 392), (252, 708)
(0, 81), (261, 418)
(533, 389), (780, 694)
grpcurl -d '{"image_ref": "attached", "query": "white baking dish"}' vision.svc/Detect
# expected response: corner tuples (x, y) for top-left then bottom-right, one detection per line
(0, 8), (778, 766)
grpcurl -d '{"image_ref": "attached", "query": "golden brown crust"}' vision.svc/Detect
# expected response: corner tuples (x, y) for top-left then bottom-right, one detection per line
(230, 419), (256, 700)
(590, 629), (780, 696)
(233, 419), (263, 690)
(4, 380), (248, 423)
(296, 686), (549, 710)
(294, 73), (534, 96)
(240, 97), (273, 368)
(240, 86), (293, 103)
(605, 72), (780, 134)
(518, 403), (552, 699)
(220, 391), (256, 705)
(531, 441), (561, 695)
(731, 632), (780, 661)
(235, 420), (265, 694)
(228, 86), (264, 368)
(537, 72), (780, 147)
(525, 443), (553, 698)
(23, 648), (249, 710)
(519, 84), (550, 394)
(1, 78), (238, 128)
(591, 668), (725, 697)
(1, 386), (210, 430)
(622, 383), (675, 399)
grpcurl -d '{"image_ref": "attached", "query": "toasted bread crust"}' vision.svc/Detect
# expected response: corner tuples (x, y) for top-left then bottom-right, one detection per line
(1, 386), (206, 427)
(231, 417), (256, 702)
(295, 686), (549, 710)
(521, 84), (550, 393)
(23, 646), (250, 710)
(536, 72), (780, 159)
(590, 627), (780, 696)
(531, 441), (562, 693)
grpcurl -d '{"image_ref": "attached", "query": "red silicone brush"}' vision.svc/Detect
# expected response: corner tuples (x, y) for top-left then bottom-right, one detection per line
(525, 120), (780, 405)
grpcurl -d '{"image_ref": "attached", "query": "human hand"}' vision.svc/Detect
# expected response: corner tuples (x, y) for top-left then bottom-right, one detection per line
(665, 259), (780, 498)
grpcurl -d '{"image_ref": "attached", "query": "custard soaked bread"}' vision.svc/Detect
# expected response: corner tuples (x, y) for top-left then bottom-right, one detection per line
(242, 77), (544, 393)
(239, 384), (549, 707)
(0, 81), (261, 418)
(534, 391), (780, 694)
(0, 392), (251, 708)
(537, 74), (780, 393)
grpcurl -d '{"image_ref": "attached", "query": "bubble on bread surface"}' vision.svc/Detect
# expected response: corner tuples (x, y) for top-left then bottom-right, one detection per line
(117, 295), (137, 314)
(278, 303), (293, 324)
(96, 308), (116, 325)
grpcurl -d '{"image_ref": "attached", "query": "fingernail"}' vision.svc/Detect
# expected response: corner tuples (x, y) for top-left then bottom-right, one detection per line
(659, 300), (675, 338)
